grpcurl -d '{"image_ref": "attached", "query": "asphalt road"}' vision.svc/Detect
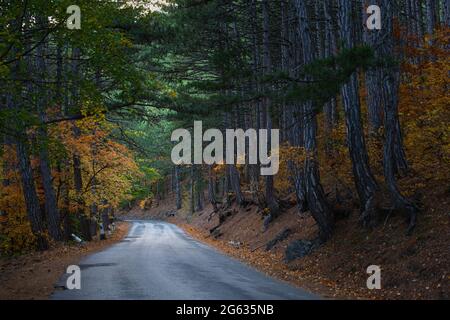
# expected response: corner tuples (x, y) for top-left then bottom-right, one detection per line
(52, 220), (319, 300)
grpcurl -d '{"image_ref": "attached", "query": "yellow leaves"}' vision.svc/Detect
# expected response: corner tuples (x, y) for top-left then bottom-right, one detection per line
(5, 214), (35, 244)
(119, 37), (133, 48)
(0, 149), (37, 254)
(78, 104), (107, 130)
(168, 89), (178, 99)
(0, 64), (9, 78)
(138, 200), (147, 210)
(0, 216), (36, 255)
(20, 118), (140, 222)
(213, 164), (226, 175)
(399, 27), (450, 190)
(274, 144), (307, 195)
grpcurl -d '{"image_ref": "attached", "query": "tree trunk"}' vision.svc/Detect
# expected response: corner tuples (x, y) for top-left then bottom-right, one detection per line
(35, 24), (62, 241)
(249, 0), (261, 201)
(16, 139), (48, 249)
(380, 0), (418, 234)
(443, 0), (450, 26)
(174, 165), (182, 210)
(73, 150), (90, 241)
(7, 46), (48, 249)
(262, 0), (279, 216)
(362, 0), (383, 135)
(102, 205), (110, 231)
(323, 0), (339, 151)
(229, 164), (244, 205)
(363, 0), (408, 174)
(58, 162), (72, 240)
(295, 0), (334, 241)
(190, 165), (195, 215)
(426, 0), (437, 35)
(338, 0), (378, 226)
(207, 166), (218, 211)
(224, 111), (244, 206)
(194, 165), (204, 211)
(70, 47), (91, 241)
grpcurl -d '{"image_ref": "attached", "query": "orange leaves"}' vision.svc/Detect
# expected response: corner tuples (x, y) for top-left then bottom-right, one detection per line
(138, 200), (147, 210)
(213, 163), (226, 175)
(275, 144), (307, 195)
(0, 210), (36, 255)
(1, 115), (142, 254)
(0, 147), (37, 254)
(399, 27), (450, 191)
(54, 118), (141, 211)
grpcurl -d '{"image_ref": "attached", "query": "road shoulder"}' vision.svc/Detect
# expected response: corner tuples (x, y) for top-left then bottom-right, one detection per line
(0, 221), (129, 300)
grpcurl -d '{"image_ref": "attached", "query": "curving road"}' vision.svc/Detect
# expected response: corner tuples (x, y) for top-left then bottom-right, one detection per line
(52, 220), (318, 300)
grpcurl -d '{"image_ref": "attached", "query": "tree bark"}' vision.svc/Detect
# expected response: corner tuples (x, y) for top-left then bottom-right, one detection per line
(295, 0), (334, 241)
(323, 0), (338, 136)
(174, 165), (182, 210)
(249, 0), (261, 201)
(426, 0), (438, 35)
(16, 139), (48, 249)
(443, 0), (450, 26)
(261, 0), (279, 216)
(362, 0), (383, 135)
(70, 47), (91, 241)
(35, 22), (62, 241)
(380, 0), (418, 234)
(338, 0), (378, 226)
(363, 0), (408, 174)
(207, 166), (218, 211)
(7, 43), (48, 249)
(194, 165), (204, 211)
(190, 165), (195, 215)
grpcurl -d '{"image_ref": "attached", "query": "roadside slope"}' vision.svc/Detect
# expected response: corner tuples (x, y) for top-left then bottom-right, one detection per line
(128, 191), (449, 300)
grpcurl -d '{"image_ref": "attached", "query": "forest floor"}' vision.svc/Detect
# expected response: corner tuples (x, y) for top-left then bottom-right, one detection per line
(0, 221), (129, 300)
(128, 189), (449, 300)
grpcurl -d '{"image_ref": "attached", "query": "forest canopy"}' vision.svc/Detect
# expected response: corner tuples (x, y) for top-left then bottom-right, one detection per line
(0, 0), (448, 254)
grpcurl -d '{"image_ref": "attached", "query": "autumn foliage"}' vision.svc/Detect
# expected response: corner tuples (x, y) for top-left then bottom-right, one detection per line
(0, 117), (141, 254)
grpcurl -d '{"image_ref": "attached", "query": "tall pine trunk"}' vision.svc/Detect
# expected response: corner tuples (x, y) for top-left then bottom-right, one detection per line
(174, 165), (182, 210)
(323, 0), (338, 136)
(8, 42), (48, 249)
(338, 0), (378, 226)
(35, 22), (62, 241)
(207, 166), (218, 211)
(295, 0), (334, 241)
(261, 0), (279, 216)
(426, 0), (437, 35)
(380, 0), (418, 234)
(16, 139), (48, 249)
(70, 47), (91, 241)
(249, 0), (261, 201)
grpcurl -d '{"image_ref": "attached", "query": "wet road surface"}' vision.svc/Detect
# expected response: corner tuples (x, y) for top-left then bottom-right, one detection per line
(52, 220), (319, 300)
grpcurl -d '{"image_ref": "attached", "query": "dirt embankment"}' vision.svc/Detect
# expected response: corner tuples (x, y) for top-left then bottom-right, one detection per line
(0, 221), (129, 300)
(135, 191), (449, 300)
